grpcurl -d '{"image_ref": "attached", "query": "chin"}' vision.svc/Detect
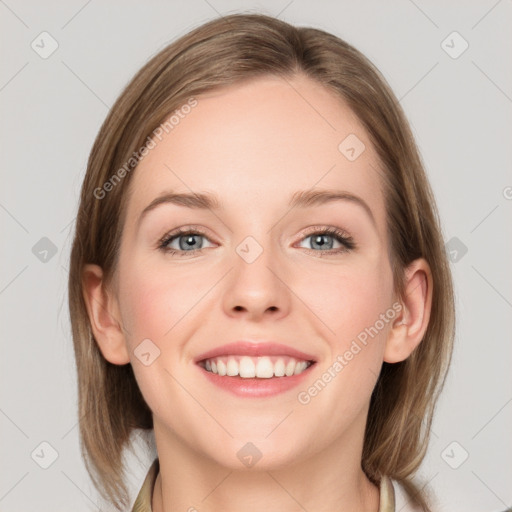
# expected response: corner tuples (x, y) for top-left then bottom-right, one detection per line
(200, 433), (308, 472)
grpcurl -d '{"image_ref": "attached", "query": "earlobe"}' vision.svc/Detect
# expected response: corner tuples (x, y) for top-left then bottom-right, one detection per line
(384, 258), (433, 364)
(81, 263), (131, 365)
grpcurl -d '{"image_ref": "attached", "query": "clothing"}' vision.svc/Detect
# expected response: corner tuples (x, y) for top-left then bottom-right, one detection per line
(131, 458), (409, 512)
(132, 458), (159, 512)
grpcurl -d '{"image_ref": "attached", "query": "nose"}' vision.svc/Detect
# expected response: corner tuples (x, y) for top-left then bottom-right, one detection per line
(222, 239), (291, 322)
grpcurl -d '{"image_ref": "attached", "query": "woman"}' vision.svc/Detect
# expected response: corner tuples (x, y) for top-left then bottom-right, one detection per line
(69, 13), (455, 512)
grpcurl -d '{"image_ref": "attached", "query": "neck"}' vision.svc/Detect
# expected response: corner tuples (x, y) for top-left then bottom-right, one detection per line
(151, 420), (380, 512)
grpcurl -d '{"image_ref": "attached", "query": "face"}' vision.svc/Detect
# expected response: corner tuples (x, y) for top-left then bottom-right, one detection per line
(112, 74), (397, 469)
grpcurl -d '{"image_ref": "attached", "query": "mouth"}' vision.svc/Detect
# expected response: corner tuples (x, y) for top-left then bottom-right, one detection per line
(198, 355), (314, 378)
(194, 341), (317, 398)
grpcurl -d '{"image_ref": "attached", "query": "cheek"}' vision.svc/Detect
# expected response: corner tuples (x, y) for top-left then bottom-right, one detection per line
(116, 258), (203, 350)
(297, 255), (394, 406)
(294, 266), (394, 432)
(299, 256), (394, 345)
(115, 260), (204, 418)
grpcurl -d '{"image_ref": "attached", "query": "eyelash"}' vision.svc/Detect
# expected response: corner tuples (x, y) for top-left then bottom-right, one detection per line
(157, 226), (356, 257)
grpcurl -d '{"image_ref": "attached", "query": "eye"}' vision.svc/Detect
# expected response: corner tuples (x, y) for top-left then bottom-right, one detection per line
(158, 227), (214, 256)
(158, 226), (356, 257)
(297, 227), (356, 256)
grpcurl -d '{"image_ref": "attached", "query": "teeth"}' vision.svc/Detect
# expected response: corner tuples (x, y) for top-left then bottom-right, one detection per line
(255, 357), (274, 378)
(274, 358), (285, 377)
(201, 355), (312, 378)
(217, 359), (227, 376)
(226, 358), (238, 376)
(294, 361), (307, 375)
(240, 356), (256, 378)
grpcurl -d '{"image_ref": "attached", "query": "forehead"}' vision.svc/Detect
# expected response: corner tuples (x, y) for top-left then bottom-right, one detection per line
(126, 74), (385, 230)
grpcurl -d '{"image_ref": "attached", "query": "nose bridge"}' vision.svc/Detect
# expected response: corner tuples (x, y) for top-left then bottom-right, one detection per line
(223, 229), (290, 318)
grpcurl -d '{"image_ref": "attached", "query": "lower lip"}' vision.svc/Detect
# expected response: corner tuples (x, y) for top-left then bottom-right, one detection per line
(197, 363), (315, 398)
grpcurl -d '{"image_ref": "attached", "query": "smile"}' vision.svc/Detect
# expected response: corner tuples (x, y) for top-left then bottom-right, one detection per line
(199, 355), (313, 378)
(194, 341), (317, 398)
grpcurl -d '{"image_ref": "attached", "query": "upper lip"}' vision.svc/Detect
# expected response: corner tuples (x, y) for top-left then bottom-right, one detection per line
(194, 341), (317, 363)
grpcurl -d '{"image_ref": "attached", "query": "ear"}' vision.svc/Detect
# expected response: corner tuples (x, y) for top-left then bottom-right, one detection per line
(384, 258), (433, 363)
(82, 264), (130, 365)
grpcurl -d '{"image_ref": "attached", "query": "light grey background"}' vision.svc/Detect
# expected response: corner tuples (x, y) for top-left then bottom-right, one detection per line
(1, 1), (511, 511)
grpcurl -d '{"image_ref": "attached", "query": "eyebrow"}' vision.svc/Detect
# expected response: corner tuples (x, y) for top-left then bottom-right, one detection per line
(138, 188), (376, 229)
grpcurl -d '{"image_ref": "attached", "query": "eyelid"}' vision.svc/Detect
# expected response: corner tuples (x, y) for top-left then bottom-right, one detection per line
(157, 225), (216, 251)
(158, 224), (356, 255)
(298, 224), (352, 240)
(293, 225), (356, 253)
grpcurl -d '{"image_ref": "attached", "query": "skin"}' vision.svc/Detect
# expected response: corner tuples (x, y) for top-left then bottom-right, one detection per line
(83, 74), (432, 512)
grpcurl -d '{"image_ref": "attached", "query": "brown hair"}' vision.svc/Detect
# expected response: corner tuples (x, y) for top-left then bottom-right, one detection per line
(68, 13), (455, 510)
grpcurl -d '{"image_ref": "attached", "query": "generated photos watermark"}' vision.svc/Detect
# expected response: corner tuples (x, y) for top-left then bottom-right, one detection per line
(93, 97), (198, 200)
(297, 301), (403, 405)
